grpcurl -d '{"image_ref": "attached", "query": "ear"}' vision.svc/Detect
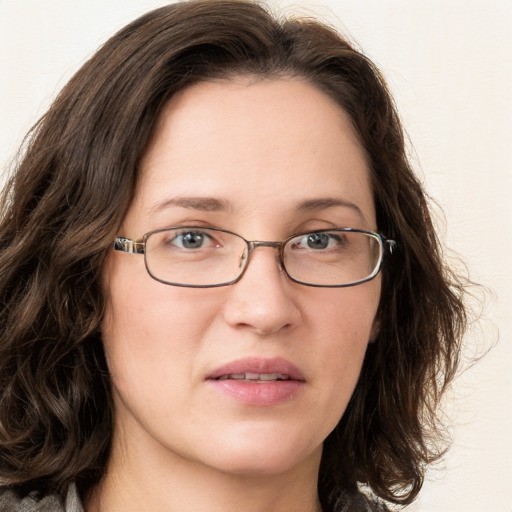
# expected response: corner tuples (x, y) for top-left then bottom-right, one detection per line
(369, 318), (380, 342)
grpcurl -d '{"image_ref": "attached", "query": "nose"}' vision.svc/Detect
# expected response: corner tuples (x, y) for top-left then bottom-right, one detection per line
(222, 246), (301, 336)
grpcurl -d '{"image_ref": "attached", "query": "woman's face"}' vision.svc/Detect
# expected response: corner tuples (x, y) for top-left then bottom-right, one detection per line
(102, 78), (380, 478)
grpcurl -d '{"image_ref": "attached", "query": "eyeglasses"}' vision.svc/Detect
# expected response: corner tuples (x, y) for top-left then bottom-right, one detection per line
(114, 226), (396, 288)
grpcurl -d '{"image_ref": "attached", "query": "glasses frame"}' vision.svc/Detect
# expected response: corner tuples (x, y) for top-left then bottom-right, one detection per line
(114, 226), (397, 288)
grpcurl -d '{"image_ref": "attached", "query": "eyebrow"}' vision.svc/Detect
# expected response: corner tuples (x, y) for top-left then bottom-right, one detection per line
(149, 196), (232, 214)
(295, 197), (365, 219)
(149, 195), (365, 219)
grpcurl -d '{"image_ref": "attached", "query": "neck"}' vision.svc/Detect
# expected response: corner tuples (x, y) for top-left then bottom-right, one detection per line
(85, 426), (323, 512)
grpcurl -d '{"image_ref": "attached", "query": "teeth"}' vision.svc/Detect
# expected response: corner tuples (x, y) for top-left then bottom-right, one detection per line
(257, 373), (288, 381)
(217, 373), (291, 381)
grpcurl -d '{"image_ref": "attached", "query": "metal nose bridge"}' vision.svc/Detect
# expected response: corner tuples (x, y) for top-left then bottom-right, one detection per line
(247, 240), (284, 250)
(243, 240), (287, 272)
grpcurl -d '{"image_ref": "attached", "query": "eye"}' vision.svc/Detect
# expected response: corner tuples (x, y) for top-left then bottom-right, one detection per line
(169, 230), (218, 249)
(292, 231), (344, 251)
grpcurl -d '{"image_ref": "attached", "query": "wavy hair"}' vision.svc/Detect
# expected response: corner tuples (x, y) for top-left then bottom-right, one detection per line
(0, 0), (466, 508)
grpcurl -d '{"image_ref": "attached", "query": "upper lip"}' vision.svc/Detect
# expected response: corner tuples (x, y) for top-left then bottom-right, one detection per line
(206, 357), (306, 381)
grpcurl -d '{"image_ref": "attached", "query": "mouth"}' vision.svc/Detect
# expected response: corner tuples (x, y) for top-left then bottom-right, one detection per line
(215, 372), (293, 382)
(206, 357), (306, 406)
(207, 357), (305, 382)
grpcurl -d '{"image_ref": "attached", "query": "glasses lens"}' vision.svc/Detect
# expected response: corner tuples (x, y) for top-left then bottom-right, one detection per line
(283, 230), (382, 286)
(144, 227), (248, 286)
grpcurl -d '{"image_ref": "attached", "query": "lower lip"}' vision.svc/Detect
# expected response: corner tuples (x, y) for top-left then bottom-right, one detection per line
(207, 379), (305, 406)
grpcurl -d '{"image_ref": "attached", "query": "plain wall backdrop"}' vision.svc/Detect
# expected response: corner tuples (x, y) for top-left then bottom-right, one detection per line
(0, 1), (510, 510)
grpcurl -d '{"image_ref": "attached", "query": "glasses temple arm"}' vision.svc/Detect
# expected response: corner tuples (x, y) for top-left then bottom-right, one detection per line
(114, 237), (145, 254)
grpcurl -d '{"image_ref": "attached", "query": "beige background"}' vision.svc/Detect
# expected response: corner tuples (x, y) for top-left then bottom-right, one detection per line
(1, 1), (510, 510)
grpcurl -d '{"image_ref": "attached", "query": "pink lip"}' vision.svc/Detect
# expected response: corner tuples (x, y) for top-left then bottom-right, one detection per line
(207, 357), (305, 381)
(206, 357), (306, 406)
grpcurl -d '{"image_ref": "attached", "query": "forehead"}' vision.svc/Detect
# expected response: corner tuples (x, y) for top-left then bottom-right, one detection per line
(131, 78), (375, 231)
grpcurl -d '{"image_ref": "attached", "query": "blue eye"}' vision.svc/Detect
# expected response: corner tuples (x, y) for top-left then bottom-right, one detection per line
(171, 230), (214, 249)
(293, 232), (343, 250)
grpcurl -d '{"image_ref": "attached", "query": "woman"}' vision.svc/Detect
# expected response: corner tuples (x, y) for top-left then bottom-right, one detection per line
(0, 1), (467, 510)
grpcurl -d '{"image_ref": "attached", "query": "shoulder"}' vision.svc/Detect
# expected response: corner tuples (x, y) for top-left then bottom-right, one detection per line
(0, 483), (83, 512)
(0, 487), (63, 512)
(330, 488), (391, 512)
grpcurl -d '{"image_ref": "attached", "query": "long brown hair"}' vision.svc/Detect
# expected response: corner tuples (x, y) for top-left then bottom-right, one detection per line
(0, 0), (466, 507)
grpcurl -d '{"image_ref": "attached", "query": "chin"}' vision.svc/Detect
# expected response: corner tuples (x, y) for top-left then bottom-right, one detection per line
(197, 430), (323, 477)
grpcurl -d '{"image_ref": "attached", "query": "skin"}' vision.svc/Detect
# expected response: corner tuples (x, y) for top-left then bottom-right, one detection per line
(93, 78), (381, 512)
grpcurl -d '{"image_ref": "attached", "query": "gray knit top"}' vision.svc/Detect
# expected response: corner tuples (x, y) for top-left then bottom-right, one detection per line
(0, 484), (83, 512)
(0, 483), (389, 511)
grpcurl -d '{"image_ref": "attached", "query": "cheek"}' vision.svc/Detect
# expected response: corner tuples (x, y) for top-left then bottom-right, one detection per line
(101, 255), (217, 394)
(307, 281), (380, 345)
(305, 283), (380, 417)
